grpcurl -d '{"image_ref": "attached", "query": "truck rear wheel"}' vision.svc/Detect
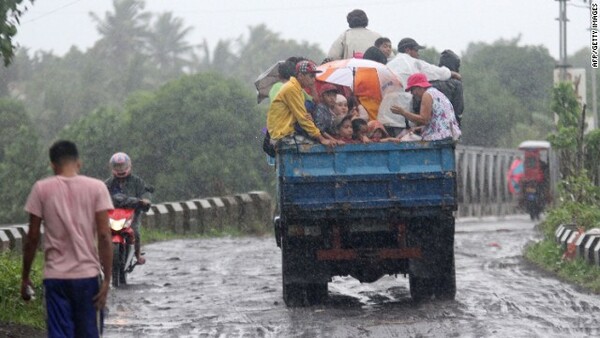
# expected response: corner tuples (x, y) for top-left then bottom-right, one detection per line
(408, 213), (456, 301)
(281, 237), (307, 307)
(306, 283), (328, 305)
(282, 281), (305, 307)
(409, 274), (434, 302)
(281, 233), (328, 307)
(433, 257), (456, 300)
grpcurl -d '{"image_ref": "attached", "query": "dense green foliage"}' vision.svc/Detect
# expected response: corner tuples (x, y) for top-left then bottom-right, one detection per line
(0, 252), (44, 329)
(61, 72), (271, 202)
(125, 73), (269, 200)
(460, 38), (556, 147)
(525, 81), (600, 294)
(2, 2), (323, 144)
(0, 0), (34, 66)
(0, 99), (45, 223)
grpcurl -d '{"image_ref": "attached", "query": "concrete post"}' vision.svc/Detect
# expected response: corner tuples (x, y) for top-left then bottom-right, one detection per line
(594, 240), (600, 266)
(180, 201), (199, 233)
(559, 228), (574, 251)
(4, 228), (23, 252)
(235, 193), (257, 232)
(164, 202), (185, 233)
(584, 235), (600, 264)
(142, 208), (157, 230)
(192, 199), (214, 234)
(249, 191), (272, 229)
(575, 232), (592, 259)
(0, 230), (10, 252)
(208, 197), (226, 230)
(221, 196), (241, 229)
(153, 204), (170, 230)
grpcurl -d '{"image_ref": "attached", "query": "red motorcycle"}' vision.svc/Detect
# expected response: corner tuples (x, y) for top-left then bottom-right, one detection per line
(517, 140), (552, 220)
(108, 208), (138, 287)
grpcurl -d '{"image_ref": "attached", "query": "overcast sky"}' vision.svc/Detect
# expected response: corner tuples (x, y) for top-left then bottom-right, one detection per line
(15, 0), (592, 61)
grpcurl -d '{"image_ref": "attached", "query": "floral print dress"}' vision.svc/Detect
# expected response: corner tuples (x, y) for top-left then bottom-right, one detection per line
(421, 87), (462, 141)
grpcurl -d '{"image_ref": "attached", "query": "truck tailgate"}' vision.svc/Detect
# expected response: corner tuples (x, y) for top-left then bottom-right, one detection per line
(277, 140), (457, 219)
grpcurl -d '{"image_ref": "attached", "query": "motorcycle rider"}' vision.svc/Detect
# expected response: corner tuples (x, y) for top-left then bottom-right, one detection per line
(105, 152), (151, 265)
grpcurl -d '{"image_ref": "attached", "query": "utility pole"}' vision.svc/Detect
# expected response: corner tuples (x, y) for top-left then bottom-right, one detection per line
(556, 0), (570, 81)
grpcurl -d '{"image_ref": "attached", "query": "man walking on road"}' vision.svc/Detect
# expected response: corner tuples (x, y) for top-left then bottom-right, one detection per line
(21, 140), (114, 338)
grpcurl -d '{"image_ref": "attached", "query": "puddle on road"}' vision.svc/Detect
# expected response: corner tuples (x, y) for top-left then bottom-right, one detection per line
(104, 223), (600, 337)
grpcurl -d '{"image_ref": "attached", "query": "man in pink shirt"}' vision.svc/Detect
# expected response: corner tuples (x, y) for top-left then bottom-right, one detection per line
(21, 140), (114, 338)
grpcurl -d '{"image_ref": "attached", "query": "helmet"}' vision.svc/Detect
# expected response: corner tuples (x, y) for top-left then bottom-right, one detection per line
(109, 152), (131, 178)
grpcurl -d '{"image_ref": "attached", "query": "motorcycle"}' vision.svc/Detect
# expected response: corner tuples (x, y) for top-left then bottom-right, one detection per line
(517, 140), (552, 221)
(108, 191), (152, 287)
(108, 207), (137, 287)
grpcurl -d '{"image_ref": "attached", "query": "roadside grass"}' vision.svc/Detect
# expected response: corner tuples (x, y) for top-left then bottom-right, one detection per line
(142, 222), (270, 244)
(0, 252), (45, 330)
(525, 239), (600, 293)
(524, 199), (600, 294)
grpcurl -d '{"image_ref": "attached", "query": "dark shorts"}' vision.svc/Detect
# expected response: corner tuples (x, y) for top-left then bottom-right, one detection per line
(44, 276), (103, 338)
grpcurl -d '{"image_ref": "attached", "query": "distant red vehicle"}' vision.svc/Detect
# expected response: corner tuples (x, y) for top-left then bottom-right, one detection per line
(517, 140), (552, 220)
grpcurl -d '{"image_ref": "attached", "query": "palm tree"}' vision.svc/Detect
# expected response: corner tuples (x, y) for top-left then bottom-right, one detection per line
(145, 12), (194, 82)
(90, 0), (150, 66)
(89, 0), (151, 98)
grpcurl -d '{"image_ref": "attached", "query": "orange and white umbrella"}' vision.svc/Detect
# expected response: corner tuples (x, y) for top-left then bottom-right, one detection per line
(316, 58), (403, 100)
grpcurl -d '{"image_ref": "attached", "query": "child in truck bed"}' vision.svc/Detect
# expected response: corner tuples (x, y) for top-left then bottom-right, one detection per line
(352, 118), (370, 143)
(367, 120), (401, 143)
(333, 114), (357, 144)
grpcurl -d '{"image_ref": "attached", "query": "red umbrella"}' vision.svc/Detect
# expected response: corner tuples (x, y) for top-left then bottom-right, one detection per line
(507, 158), (524, 195)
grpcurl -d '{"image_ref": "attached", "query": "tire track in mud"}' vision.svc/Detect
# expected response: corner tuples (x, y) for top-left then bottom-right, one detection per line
(104, 217), (600, 337)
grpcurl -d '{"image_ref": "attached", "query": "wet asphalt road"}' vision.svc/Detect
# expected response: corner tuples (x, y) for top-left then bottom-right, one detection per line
(104, 216), (600, 337)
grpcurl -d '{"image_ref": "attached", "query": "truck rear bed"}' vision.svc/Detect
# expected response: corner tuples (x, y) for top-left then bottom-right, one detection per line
(277, 140), (457, 220)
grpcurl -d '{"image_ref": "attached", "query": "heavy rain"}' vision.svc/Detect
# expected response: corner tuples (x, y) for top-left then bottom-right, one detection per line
(0, 1), (598, 338)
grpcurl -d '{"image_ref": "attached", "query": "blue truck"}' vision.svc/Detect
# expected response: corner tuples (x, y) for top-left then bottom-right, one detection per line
(273, 140), (457, 306)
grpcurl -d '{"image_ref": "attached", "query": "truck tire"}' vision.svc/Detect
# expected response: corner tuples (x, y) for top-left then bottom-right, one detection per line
(408, 213), (456, 301)
(306, 283), (328, 305)
(281, 238), (307, 307)
(112, 243), (121, 288)
(434, 257), (456, 300)
(282, 280), (306, 307)
(409, 274), (434, 302)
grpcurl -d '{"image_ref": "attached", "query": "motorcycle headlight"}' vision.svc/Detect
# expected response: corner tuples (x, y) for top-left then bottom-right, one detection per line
(110, 219), (126, 231)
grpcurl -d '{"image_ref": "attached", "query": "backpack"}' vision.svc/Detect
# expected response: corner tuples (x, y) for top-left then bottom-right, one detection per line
(262, 130), (276, 158)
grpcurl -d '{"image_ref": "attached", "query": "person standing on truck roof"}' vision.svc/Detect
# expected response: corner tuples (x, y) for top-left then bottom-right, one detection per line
(327, 9), (382, 60)
(390, 73), (461, 141)
(267, 60), (339, 146)
(378, 38), (461, 137)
